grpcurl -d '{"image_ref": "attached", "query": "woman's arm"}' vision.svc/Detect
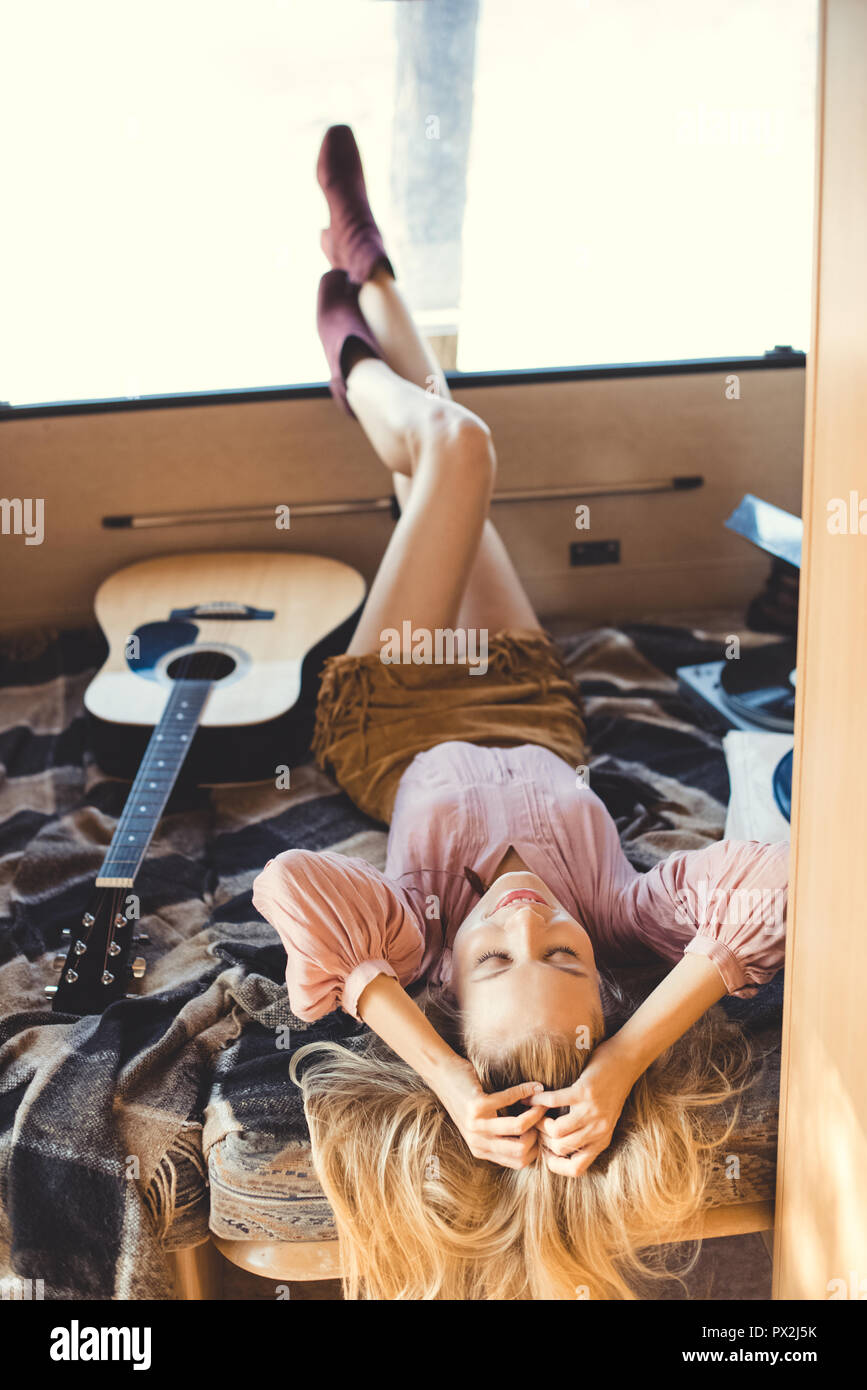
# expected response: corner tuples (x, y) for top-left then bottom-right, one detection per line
(356, 973), (460, 1083)
(537, 836), (787, 1176)
(252, 848), (426, 1021)
(617, 838), (789, 996)
(603, 950), (728, 1080)
(357, 974), (546, 1170)
(535, 953), (727, 1176)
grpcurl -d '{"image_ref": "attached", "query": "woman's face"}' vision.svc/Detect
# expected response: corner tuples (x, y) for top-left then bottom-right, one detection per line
(451, 870), (603, 1050)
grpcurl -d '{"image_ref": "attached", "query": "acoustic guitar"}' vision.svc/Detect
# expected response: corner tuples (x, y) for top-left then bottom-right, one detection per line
(47, 550), (365, 1015)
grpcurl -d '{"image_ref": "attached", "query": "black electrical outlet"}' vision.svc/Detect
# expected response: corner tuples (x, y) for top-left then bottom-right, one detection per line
(570, 539), (620, 567)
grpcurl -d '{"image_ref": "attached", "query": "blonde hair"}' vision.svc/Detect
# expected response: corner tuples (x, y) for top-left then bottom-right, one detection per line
(290, 982), (754, 1300)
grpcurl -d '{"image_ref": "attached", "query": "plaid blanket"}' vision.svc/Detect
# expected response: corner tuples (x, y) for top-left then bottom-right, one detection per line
(0, 619), (783, 1300)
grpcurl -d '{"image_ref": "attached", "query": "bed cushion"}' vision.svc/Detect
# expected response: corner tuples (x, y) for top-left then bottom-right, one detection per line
(205, 1015), (780, 1246)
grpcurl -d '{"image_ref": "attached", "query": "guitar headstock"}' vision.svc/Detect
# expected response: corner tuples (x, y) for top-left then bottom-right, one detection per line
(46, 888), (147, 1014)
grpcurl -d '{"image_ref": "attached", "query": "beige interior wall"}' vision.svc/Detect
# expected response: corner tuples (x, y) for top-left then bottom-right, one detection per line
(0, 365), (803, 633)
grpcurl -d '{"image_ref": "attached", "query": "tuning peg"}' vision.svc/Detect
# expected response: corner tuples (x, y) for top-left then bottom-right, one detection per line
(44, 984), (58, 998)
(65, 969), (79, 983)
(82, 912), (95, 927)
(73, 940), (87, 956)
(130, 957), (147, 979)
(101, 971), (115, 986)
(113, 914), (126, 929)
(108, 942), (121, 957)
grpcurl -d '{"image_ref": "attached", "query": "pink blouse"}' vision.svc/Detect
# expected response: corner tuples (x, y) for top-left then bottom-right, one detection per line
(252, 741), (788, 1022)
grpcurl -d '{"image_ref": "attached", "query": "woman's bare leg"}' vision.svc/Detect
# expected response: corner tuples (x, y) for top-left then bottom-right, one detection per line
(453, 520), (541, 632)
(343, 353), (496, 656)
(358, 267), (447, 403)
(357, 268), (542, 635)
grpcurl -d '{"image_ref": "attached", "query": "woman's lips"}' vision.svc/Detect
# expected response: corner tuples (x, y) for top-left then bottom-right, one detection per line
(491, 888), (548, 914)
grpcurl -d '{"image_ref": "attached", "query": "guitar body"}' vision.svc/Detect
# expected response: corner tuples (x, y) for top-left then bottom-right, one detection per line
(84, 550), (365, 783)
(49, 550), (365, 1015)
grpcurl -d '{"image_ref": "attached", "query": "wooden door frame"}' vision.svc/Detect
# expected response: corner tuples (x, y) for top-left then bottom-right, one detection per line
(773, 0), (867, 1301)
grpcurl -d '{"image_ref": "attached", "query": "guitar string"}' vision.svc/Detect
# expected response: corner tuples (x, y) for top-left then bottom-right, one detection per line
(107, 673), (208, 869)
(81, 631), (224, 998)
(105, 605), (242, 868)
(72, 603), (247, 1002)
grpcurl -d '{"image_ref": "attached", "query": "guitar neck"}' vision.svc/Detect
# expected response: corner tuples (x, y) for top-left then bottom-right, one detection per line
(96, 678), (212, 887)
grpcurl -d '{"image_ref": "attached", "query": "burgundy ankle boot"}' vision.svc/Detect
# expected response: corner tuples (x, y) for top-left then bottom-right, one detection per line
(317, 124), (395, 286)
(316, 269), (382, 417)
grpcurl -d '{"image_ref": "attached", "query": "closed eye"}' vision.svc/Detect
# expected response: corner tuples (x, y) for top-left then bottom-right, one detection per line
(474, 950), (511, 967)
(473, 946), (582, 969)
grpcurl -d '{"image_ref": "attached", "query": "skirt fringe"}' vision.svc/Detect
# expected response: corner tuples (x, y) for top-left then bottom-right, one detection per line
(310, 628), (587, 825)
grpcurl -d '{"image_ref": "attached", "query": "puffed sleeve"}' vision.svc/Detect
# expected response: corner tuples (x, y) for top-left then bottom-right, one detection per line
(252, 848), (427, 1021)
(612, 840), (789, 997)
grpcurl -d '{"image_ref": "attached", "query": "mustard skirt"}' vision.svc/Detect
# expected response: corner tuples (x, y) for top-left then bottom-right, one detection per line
(310, 628), (587, 824)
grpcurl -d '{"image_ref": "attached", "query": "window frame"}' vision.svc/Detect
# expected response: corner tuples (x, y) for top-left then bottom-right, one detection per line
(0, 348), (805, 422)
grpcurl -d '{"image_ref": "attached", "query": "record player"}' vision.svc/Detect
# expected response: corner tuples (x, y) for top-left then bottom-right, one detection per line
(678, 640), (797, 734)
(677, 495), (801, 818)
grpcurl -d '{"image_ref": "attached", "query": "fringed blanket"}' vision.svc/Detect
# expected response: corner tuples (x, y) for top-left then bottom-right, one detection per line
(0, 619), (783, 1299)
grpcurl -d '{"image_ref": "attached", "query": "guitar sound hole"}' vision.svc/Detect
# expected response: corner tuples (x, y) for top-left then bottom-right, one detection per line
(166, 651), (236, 681)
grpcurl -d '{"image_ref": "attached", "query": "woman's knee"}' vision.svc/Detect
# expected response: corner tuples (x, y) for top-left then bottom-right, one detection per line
(417, 401), (496, 485)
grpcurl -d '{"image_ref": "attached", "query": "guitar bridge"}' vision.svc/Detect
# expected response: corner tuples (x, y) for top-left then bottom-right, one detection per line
(169, 603), (274, 621)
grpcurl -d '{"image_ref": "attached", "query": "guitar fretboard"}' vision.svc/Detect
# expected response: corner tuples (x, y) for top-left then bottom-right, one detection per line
(95, 678), (212, 887)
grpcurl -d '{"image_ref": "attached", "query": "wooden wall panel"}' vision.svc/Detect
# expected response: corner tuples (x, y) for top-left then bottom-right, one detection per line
(0, 366), (803, 632)
(773, 0), (867, 1300)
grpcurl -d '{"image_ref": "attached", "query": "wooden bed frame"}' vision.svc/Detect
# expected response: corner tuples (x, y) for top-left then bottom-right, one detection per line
(170, 1201), (775, 1299)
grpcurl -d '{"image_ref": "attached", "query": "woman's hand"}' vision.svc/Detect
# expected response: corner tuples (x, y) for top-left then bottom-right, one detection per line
(531, 1037), (638, 1177)
(432, 1057), (546, 1171)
